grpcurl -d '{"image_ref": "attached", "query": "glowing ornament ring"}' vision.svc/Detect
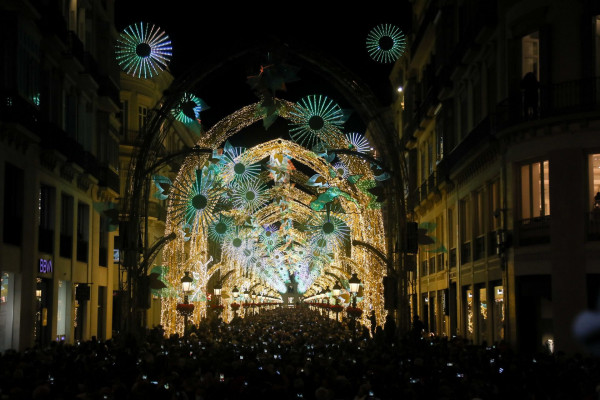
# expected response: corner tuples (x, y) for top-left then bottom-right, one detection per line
(172, 93), (207, 124)
(366, 24), (406, 63)
(116, 22), (172, 79)
(289, 95), (344, 150)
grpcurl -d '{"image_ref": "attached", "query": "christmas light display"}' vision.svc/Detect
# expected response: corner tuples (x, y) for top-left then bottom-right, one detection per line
(366, 24), (406, 64)
(160, 100), (388, 336)
(116, 22), (172, 79)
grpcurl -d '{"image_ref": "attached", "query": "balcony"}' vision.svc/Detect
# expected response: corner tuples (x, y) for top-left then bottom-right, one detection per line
(517, 216), (551, 246)
(98, 166), (120, 195)
(494, 77), (600, 131)
(587, 211), (600, 241)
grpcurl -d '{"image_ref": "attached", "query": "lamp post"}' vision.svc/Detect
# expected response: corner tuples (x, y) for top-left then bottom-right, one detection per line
(349, 273), (361, 307)
(232, 286), (239, 317)
(213, 282), (222, 317)
(179, 271), (194, 333)
(333, 282), (342, 321)
(325, 286), (331, 318)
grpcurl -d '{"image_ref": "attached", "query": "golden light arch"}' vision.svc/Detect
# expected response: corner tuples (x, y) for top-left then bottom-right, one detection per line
(159, 100), (388, 336)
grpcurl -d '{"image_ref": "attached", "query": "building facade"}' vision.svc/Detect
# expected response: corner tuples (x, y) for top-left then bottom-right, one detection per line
(396, 0), (600, 354)
(0, 0), (121, 350)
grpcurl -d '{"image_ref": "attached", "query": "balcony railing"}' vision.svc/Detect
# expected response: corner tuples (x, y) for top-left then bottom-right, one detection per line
(587, 210), (600, 241)
(517, 216), (551, 246)
(494, 77), (600, 131)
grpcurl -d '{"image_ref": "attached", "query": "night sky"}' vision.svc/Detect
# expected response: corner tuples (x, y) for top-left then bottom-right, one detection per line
(114, 1), (411, 147)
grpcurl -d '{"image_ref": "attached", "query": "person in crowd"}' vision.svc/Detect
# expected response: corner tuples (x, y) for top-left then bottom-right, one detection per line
(1, 307), (599, 400)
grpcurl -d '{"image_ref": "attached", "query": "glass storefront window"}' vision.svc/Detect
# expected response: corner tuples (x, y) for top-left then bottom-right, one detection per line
(479, 287), (487, 342)
(0, 272), (14, 351)
(56, 280), (71, 341)
(494, 285), (505, 342)
(466, 289), (474, 338)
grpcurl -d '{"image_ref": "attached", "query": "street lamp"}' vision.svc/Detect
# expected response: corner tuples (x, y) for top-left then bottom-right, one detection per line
(349, 273), (361, 307)
(332, 281), (342, 321)
(179, 271), (194, 333)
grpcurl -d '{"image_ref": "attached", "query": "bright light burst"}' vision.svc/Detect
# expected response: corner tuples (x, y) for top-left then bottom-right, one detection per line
(366, 24), (406, 63)
(116, 22), (172, 79)
(289, 95), (344, 149)
(172, 93), (208, 124)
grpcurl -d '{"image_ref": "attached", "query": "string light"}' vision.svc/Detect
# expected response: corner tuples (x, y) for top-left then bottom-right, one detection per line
(160, 100), (388, 335)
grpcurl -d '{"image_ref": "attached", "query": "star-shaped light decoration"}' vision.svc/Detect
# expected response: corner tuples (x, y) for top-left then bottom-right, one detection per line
(289, 95), (344, 150)
(366, 24), (406, 64)
(116, 22), (172, 79)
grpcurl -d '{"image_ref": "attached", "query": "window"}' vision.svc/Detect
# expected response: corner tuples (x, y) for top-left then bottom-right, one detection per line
(493, 284), (505, 342)
(60, 194), (74, 258)
(38, 185), (55, 253)
(458, 89), (468, 140)
(460, 196), (472, 263)
(77, 202), (89, 262)
(138, 105), (147, 130)
(435, 120), (444, 163)
(3, 163), (24, 246)
(17, 29), (40, 107)
(448, 208), (456, 268)
(120, 100), (129, 135)
(595, 17), (600, 77)
(488, 179), (501, 231)
(473, 190), (485, 260)
(522, 32), (540, 79)
(520, 160), (550, 220)
(99, 216), (108, 267)
(588, 154), (600, 209)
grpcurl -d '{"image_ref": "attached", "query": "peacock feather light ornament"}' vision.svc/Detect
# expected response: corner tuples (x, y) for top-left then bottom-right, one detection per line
(307, 210), (350, 252)
(366, 24), (406, 64)
(116, 22), (172, 79)
(172, 93), (209, 124)
(289, 95), (344, 150)
(216, 141), (262, 184)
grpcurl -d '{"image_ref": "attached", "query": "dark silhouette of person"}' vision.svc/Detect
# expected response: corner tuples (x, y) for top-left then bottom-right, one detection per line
(384, 314), (396, 343)
(521, 71), (540, 118)
(369, 310), (377, 337)
(412, 314), (425, 341)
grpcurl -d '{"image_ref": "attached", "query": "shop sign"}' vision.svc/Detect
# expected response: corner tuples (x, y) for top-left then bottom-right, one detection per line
(39, 258), (53, 274)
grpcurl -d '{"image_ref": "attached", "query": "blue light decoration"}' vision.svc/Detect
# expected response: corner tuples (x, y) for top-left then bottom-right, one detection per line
(116, 22), (172, 79)
(366, 24), (406, 64)
(289, 95), (344, 149)
(172, 93), (209, 124)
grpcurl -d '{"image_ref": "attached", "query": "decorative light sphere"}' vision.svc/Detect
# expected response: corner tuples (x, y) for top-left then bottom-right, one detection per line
(116, 22), (172, 79)
(366, 24), (406, 63)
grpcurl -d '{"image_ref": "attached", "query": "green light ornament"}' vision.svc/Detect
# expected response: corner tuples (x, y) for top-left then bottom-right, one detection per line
(208, 214), (234, 243)
(366, 24), (406, 64)
(172, 93), (209, 124)
(116, 22), (172, 79)
(289, 95), (344, 149)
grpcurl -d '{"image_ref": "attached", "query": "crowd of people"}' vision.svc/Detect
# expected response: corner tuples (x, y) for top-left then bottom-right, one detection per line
(1, 306), (599, 399)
